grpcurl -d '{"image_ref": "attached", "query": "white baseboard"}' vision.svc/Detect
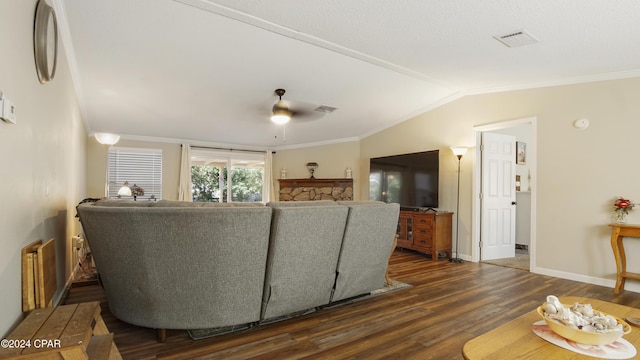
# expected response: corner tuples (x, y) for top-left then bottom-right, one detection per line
(531, 265), (640, 294)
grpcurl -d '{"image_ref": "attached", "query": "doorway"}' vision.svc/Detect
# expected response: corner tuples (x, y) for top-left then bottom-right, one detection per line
(471, 117), (537, 271)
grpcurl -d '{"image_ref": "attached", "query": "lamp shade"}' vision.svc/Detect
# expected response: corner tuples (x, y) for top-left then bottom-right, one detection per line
(95, 132), (120, 145)
(450, 146), (468, 159)
(118, 181), (132, 196)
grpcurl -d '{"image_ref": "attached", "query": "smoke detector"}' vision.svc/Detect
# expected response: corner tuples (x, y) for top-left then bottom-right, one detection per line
(494, 30), (539, 48)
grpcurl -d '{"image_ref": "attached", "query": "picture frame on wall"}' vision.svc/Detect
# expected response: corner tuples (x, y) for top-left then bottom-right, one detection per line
(516, 141), (526, 165)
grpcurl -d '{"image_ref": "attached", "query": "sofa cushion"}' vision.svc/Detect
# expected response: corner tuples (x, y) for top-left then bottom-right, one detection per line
(153, 200), (265, 207)
(200, 202), (265, 207)
(154, 200), (202, 207)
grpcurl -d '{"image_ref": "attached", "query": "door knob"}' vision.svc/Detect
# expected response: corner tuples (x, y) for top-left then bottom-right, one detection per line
(511, 201), (517, 205)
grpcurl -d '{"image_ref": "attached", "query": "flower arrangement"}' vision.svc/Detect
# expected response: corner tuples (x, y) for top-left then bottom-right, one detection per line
(613, 197), (634, 223)
(614, 197), (634, 213)
(130, 184), (145, 197)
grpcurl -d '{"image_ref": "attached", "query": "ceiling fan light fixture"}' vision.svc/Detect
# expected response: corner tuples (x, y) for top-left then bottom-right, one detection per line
(271, 113), (291, 124)
(271, 90), (292, 124)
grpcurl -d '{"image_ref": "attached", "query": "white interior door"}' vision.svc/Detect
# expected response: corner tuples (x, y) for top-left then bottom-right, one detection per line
(481, 132), (516, 260)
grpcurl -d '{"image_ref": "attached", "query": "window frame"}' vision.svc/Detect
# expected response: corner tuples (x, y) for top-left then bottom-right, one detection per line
(190, 148), (265, 203)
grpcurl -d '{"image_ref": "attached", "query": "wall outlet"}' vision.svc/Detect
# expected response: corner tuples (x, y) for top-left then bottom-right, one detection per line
(72, 236), (84, 250)
(0, 94), (16, 124)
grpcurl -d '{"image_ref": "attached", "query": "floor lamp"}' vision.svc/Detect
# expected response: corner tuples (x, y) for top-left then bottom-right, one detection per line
(449, 146), (468, 263)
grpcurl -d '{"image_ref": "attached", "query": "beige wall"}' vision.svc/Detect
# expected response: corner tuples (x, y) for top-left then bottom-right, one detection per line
(362, 77), (640, 289)
(86, 139), (181, 200)
(0, 0), (87, 336)
(273, 141), (361, 200)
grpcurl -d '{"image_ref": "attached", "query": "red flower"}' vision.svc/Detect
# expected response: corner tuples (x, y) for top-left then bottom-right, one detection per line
(616, 200), (630, 208)
(614, 197), (634, 212)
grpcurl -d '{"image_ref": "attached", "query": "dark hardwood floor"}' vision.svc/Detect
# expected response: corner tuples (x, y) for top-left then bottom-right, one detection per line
(64, 250), (640, 359)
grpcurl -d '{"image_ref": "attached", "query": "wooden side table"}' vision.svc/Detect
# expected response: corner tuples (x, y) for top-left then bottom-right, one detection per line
(609, 223), (640, 294)
(0, 301), (121, 359)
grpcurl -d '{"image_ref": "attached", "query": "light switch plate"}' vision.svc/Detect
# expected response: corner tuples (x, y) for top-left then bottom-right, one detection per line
(0, 95), (16, 124)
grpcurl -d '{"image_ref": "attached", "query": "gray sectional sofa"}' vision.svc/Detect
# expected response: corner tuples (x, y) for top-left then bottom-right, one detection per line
(76, 199), (400, 339)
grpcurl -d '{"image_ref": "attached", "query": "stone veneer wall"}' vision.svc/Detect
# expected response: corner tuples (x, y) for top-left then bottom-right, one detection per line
(278, 178), (353, 201)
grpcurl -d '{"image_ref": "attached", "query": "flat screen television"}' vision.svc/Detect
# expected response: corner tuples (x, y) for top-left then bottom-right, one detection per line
(369, 150), (439, 210)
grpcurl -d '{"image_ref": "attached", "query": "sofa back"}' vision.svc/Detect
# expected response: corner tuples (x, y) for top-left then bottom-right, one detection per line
(76, 199), (400, 331)
(77, 200), (272, 329)
(261, 202), (348, 321)
(332, 201), (400, 302)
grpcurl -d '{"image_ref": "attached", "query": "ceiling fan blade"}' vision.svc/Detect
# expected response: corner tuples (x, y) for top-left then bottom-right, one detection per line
(287, 98), (331, 122)
(290, 109), (326, 122)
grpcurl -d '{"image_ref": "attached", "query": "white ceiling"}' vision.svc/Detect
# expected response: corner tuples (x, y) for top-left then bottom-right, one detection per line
(55, 0), (640, 149)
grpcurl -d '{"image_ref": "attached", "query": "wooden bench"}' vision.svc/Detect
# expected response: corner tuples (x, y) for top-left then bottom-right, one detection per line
(0, 301), (121, 359)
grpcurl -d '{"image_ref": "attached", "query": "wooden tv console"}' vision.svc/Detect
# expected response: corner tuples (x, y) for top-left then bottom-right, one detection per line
(396, 210), (453, 260)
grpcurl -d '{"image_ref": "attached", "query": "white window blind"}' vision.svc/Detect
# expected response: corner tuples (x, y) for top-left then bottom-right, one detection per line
(107, 147), (162, 200)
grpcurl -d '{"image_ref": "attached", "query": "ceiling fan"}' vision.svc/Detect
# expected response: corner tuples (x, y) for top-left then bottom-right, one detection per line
(268, 88), (337, 143)
(270, 89), (292, 125)
(269, 88), (335, 125)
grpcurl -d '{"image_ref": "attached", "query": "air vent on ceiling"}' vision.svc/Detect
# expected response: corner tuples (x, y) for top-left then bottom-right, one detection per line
(314, 105), (338, 113)
(493, 30), (539, 48)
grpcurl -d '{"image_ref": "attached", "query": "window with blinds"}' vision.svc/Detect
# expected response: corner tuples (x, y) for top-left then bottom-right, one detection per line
(107, 147), (163, 200)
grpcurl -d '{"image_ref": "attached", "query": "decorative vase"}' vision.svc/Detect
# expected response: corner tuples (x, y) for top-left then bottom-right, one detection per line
(306, 162), (318, 179)
(614, 210), (628, 224)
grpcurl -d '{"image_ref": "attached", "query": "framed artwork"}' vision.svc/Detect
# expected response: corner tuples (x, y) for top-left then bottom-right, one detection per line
(516, 141), (526, 165)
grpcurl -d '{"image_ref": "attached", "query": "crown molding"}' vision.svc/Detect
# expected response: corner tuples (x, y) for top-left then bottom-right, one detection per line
(114, 133), (361, 152)
(360, 70), (640, 141)
(463, 69), (640, 96)
(272, 136), (360, 151)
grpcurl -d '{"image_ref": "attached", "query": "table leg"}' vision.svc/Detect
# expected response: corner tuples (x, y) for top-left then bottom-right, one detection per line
(611, 227), (625, 294)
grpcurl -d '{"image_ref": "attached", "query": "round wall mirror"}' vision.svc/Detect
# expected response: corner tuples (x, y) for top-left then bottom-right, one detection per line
(34, 0), (58, 84)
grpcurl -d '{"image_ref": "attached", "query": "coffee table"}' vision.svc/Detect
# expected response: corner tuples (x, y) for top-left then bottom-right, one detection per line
(462, 296), (640, 359)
